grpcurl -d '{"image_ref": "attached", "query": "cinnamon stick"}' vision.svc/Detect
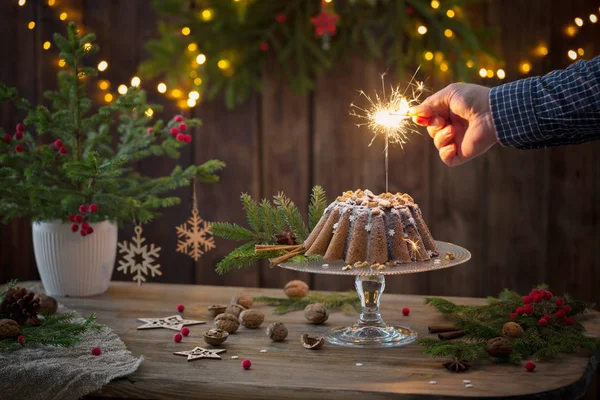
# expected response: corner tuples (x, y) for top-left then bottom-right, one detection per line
(269, 245), (306, 267)
(438, 330), (466, 340)
(428, 325), (459, 334)
(255, 244), (303, 253)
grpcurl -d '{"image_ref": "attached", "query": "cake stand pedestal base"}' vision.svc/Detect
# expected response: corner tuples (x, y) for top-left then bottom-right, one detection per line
(325, 274), (417, 347)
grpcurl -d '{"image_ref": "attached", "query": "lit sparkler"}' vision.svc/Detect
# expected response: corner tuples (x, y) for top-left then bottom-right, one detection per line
(350, 69), (427, 192)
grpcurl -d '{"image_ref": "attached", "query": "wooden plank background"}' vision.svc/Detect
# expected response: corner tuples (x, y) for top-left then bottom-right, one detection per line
(1, 0), (599, 304)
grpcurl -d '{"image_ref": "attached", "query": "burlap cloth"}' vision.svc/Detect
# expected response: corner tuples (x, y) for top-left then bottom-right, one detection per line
(0, 292), (143, 400)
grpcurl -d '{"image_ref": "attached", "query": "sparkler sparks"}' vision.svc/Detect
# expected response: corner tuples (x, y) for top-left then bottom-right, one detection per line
(350, 69), (426, 149)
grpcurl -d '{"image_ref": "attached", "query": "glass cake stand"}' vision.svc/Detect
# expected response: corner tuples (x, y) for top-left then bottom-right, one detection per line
(278, 240), (470, 348)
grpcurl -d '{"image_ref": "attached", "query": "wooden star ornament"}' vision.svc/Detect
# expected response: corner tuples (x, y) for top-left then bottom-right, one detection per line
(137, 315), (206, 331)
(173, 347), (227, 362)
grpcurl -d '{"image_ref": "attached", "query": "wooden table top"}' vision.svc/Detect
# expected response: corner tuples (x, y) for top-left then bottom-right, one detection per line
(46, 281), (599, 400)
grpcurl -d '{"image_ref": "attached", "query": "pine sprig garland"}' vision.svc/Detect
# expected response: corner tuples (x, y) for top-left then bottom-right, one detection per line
(418, 286), (600, 363)
(254, 291), (360, 315)
(212, 187), (327, 274)
(0, 22), (224, 225)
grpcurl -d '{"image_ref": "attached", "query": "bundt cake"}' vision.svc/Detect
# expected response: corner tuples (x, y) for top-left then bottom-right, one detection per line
(304, 189), (438, 265)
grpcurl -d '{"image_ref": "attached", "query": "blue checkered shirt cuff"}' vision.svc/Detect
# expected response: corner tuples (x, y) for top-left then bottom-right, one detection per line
(489, 56), (600, 149)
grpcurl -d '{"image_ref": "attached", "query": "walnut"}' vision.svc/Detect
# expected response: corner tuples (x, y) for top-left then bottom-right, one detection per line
(485, 337), (513, 357)
(266, 322), (288, 342)
(33, 293), (58, 315)
(225, 304), (246, 317)
(232, 294), (253, 309)
(0, 319), (20, 339)
(284, 280), (309, 299)
(304, 303), (329, 325)
(208, 305), (227, 319)
(445, 252), (456, 260)
(239, 309), (265, 329)
(214, 313), (240, 333)
(502, 322), (524, 338)
(203, 328), (229, 346)
(301, 334), (325, 350)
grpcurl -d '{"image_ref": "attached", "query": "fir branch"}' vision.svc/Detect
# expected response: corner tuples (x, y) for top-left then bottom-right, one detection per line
(308, 185), (327, 231)
(0, 280), (18, 307)
(241, 193), (262, 232)
(211, 222), (256, 242)
(215, 242), (281, 274)
(417, 338), (487, 361)
(254, 291), (360, 315)
(273, 192), (309, 242)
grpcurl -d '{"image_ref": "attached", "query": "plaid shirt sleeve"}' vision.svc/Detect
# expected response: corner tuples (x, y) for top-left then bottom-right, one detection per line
(489, 55), (600, 149)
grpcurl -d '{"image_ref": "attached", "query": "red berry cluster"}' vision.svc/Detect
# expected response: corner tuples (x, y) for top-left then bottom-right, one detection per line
(53, 139), (68, 155)
(509, 289), (574, 326)
(5, 123), (26, 153)
(168, 115), (192, 143)
(68, 203), (99, 236)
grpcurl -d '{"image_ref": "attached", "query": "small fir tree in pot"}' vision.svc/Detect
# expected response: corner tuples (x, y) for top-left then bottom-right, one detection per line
(0, 23), (224, 296)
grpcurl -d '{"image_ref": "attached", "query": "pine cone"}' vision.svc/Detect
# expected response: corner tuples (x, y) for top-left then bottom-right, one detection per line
(0, 287), (41, 325)
(275, 230), (296, 245)
(442, 357), (471, 372)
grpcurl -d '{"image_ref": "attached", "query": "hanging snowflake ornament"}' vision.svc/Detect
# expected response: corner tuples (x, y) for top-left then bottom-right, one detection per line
(176, 209), (216, 261)
(117, 225), (162, 285)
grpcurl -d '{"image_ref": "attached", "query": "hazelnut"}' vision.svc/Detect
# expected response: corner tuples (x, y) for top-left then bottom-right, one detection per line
(232, 294), (253, 309)
(502, 322), (524, 338)
(266, 322), (288, 342)
(301, 334), (324, 350)
(207, 305), (227, 319)
(283, 280), (309, 299)
(485, 337), (513, 358)
(304, 303), (329, 325)
(239, 309), (264, 329)
(225, 304), (246, 317)
(0, 319), (20, 339)
(33, 293), (58, 315)
(203, 328), (229, 346)
(214, 313), (240, 334)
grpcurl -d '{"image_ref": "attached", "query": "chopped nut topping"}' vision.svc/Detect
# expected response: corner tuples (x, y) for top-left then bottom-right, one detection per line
(342, 265), (353, 271)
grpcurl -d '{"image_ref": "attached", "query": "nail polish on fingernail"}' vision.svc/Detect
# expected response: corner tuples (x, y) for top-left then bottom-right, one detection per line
(416, 116), (430, 125)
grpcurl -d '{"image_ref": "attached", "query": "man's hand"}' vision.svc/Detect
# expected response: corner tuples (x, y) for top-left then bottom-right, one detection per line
(410, 83), (498, 166)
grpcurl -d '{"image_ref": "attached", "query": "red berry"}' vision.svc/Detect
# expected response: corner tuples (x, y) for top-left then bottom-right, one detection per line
(241, 359), (251, 370)
(14, 132), (24, 140)
(523, 296), (532, 304)
(170, 127), (179, 136)
(538, 318), (548, 327)
(173, 333), (183, 343)
(402, 307), (410, 316)
(177, 304), (185, 313)
(79, 204), (89, 213)
(91, 347), (102, 356)
(543, 314), (551, 322)
(80, 230), (88, 237)
(525, 361), (536, 372)
(259, 42), (269, 52)
(2, 134), (10, 143)
(184, 134), (192, 143)
(555, 298), (564, 307)
(86, 227), (94, 234)
(533, 295), (542, 303)
(74, 214), (83, 223)
(17, 335), (26, 345)
(71, 224), (79, 232)
(516, 307), (524, 316)
(530, 289), (540, 297)
(565, 317), (575, 326)
(406, 6), (415, 15)
(15, 144), (24, 153)
(562, 305), (572, 314)
(68, 215), (75, 222)
(174, 115), (183, 122)
(89, 204), (98, 213)
(58, 146), (68, 155)
(147, 128), (153, 135)
(176, 133), (185, 142)
(556, 309), (565, 319)
(179, 123), (187, 132)
(523, 304), (534, 314)
(181, 327), (190, 336)
(16, 123), (25, 132)
(54, 139), (63, 147)
(82, 221), (90, 230)
(544, 291), (553, 300)
(509, 313), (518, 320)
(275, 13), (286, 23)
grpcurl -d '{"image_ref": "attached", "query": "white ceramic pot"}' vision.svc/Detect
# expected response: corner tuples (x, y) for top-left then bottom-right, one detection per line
(32, 220), (118, 297)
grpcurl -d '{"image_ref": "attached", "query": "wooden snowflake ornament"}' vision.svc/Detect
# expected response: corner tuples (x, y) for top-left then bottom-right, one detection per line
(176, 209), (215, 261)
(117, 225), (162, 285)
